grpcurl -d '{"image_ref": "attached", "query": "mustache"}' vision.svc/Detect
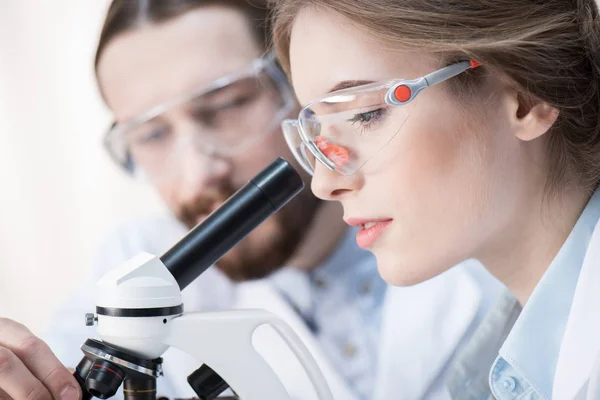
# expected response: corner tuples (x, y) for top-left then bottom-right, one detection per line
(176, 182), (237, 229)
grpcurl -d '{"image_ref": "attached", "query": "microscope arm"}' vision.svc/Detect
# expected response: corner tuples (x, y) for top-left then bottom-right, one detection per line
(163, 310), (333, 400)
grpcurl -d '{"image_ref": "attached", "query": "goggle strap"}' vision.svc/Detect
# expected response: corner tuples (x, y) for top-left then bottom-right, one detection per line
(424, 60), (477, 86)
(387, 60), (480, 105)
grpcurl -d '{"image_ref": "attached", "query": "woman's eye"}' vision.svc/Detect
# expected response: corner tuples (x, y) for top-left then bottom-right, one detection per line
(349, 108), (387, 130)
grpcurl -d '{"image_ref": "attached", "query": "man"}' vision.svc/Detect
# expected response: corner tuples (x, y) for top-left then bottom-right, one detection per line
(0, 1), (502, 399)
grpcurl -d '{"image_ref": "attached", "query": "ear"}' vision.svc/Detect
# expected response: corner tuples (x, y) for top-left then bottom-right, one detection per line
(506, 90), (560, 141)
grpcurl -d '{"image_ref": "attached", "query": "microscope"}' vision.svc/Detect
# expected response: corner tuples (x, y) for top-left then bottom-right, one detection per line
(71, 158), (334, 400)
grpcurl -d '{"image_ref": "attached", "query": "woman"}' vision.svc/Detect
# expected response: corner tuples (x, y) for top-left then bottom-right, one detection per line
(0, 2), (504, 400)
(272, 0), (600, 398)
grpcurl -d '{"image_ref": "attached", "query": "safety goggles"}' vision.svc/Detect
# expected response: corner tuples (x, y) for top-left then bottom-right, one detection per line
(103, 53), (296, 180)
(282, 60), (480, 176)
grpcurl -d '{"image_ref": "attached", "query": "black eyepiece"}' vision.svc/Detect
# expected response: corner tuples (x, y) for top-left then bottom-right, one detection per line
(161, 157), (304, 290)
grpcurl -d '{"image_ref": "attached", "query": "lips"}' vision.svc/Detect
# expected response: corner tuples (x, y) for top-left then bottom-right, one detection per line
(344, 217), (393, 249)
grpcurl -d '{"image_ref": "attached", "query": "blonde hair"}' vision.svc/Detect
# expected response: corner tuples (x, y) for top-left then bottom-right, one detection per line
(270, 0), (600, 192)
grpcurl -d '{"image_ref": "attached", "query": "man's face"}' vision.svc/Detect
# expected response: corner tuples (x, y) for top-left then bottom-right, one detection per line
(97, 5), (319, 281)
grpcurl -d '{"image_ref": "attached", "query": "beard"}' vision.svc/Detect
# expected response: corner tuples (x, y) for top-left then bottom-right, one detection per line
(175, 180), (320, 281)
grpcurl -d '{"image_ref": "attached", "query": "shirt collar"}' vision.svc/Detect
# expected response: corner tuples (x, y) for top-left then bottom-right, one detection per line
(268, 227), (379, 317)
(446, 289), (521, 399)
(497, 190), (600, 398)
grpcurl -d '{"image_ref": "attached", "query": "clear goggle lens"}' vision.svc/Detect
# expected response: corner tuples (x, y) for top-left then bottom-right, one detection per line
(284, 84), (416, 175)
(104, 57), (295, 182)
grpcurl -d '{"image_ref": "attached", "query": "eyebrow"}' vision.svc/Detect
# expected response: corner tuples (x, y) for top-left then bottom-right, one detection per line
(327, 80), (375, 93)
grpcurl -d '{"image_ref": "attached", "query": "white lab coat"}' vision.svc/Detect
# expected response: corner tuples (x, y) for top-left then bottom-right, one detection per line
(553, 215), (600, 399)
(44, 216), (502, 400)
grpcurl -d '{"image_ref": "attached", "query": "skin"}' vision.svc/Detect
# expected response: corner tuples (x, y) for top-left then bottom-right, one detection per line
(289, 7), (590, 301)
(0, 5), (347, 399)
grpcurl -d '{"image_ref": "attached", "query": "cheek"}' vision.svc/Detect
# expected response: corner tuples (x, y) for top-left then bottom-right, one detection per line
(146, 129), (296, 207)
(154, 179), (181, 211)
(228, 130), (295, 183)
(383, 96), (495, 215)
(364, 94), (503, 279)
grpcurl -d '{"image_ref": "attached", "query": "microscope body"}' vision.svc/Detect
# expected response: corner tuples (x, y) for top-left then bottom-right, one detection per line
(73, 158), (333, 400)
(78, 253), (331, 400)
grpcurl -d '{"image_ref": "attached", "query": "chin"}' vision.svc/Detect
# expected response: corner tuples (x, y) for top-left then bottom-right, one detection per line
(374, 250), (450, 287)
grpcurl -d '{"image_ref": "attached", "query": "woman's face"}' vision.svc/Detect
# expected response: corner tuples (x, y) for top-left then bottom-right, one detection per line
(289, 7), (546, 285)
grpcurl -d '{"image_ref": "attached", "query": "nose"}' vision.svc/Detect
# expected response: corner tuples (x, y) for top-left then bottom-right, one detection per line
(310, 161), (362, 201)
(175, 135), (232, 200)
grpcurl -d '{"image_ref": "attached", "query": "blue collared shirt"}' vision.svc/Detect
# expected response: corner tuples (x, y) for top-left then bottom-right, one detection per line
(489, 191), (600, 400)
(269, 227), (386, 400)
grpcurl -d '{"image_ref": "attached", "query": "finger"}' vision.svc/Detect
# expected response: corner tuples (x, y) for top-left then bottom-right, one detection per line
(0, 319), (81, 400)
(0, 346), (52, 400)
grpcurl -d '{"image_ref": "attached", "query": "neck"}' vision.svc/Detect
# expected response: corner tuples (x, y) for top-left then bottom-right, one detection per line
(481, 188), (591, 305)
(286, 201), (348, 272)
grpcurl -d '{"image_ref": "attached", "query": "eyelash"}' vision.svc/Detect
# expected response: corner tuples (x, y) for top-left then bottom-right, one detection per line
(349, 108), (388, 132)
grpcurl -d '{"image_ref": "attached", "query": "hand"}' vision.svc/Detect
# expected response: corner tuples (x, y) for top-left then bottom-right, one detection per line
(0, 318), (81, 400)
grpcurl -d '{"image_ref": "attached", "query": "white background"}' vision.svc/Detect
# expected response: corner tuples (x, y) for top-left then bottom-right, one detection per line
(0, 1), (164, 334)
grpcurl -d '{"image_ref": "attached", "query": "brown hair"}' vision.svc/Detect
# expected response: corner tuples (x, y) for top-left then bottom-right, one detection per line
(270, 0), (600, 192)
(95, 0), (270, 71)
